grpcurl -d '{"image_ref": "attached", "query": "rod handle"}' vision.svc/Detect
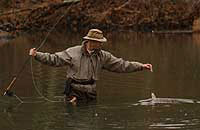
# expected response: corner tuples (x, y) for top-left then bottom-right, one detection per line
(3, 77), (17, 96)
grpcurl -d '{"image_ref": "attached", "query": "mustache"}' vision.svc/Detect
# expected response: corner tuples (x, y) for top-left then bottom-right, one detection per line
(93, 48), (101, 52)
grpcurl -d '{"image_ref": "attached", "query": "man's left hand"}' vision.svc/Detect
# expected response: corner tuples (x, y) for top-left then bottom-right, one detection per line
(143, 64), (153, 72)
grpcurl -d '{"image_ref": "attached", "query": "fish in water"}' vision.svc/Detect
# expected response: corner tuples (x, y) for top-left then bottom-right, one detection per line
(134, 93), (200, 106)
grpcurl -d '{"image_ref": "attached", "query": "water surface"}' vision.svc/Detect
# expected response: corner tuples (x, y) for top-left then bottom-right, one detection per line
(1, 31), (200, 130)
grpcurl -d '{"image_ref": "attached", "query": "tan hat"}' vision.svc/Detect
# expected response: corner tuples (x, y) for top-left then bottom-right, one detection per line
(83, 29), (107, 43)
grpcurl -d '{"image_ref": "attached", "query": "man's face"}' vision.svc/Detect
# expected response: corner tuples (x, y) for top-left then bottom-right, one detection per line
(87, 40), (103, 51)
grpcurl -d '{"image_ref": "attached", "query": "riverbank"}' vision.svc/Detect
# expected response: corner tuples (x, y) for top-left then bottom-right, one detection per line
(0, 0), (200, 35)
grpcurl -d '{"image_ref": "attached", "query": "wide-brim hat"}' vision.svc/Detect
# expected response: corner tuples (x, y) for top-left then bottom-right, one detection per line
(83, 29), (107, 43)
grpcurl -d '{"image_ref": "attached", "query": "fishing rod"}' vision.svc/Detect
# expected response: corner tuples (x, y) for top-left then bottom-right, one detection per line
(2, 13), (66, 97)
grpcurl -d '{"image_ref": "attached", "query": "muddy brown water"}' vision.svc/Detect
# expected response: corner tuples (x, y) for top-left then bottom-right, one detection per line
(1, 31), (200, 130)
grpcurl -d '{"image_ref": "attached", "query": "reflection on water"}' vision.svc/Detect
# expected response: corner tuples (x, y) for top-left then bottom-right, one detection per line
(1, 31), (200, 130)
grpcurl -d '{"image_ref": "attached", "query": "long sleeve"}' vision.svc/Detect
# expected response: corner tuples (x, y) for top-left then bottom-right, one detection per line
(102, 51), (144, 73)
(35, 50), (72, 67)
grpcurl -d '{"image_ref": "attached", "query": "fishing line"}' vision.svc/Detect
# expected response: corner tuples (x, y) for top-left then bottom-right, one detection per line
(26, 2), (79, 103)
(26, 11), (70, 103)
(11, 13), (66, 104)
(14, 93), (48, 104)
(18, 13), (67, 103)
(30, 57), (63, 103)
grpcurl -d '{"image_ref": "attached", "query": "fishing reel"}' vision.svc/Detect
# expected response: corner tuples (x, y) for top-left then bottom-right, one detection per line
(3, 90), (14, 97)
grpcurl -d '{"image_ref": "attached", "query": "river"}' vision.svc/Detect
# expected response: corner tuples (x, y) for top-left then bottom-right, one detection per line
(0, 31), (200, 130)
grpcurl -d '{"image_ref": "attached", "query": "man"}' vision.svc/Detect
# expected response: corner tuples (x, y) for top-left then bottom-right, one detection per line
(29, 29), (153, 104)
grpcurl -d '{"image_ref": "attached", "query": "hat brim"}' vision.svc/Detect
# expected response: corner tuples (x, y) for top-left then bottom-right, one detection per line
(83, 36), (107, 43)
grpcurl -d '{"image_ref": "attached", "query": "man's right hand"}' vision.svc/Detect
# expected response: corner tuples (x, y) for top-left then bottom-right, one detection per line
(143, 64), (153, 72)
(29, 48), (37, 57)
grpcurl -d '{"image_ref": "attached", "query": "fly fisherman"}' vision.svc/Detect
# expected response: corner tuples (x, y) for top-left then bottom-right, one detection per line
(29, 29), (153, 104)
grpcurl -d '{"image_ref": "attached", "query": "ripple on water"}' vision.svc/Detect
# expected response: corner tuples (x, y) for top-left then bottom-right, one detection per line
(149, 123), (186, 129)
